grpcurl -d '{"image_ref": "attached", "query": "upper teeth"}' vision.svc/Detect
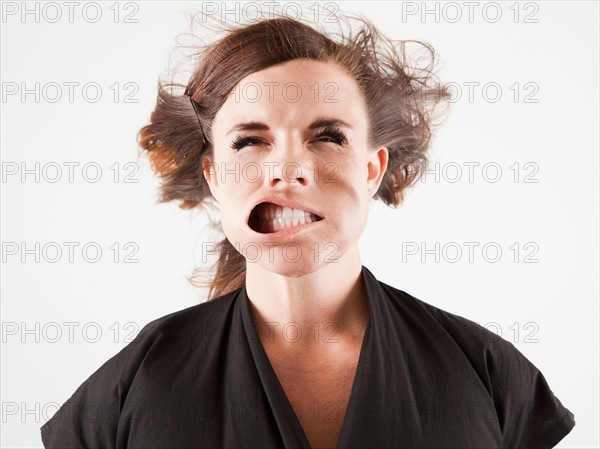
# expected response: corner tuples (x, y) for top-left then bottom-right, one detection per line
(261, 205), (317, 220)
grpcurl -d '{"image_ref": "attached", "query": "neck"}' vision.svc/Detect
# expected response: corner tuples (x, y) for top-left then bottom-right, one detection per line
(244, 245), (369, 350)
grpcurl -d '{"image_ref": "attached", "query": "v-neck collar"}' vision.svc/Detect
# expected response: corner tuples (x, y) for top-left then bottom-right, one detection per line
(238, 265), (383, 449)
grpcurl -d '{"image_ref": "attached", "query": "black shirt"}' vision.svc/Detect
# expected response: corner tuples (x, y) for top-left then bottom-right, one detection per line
(40, 265), (575, 448)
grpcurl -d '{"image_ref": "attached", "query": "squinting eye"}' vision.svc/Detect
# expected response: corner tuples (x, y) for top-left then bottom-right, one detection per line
(229, 127), (349, 151)
(317, 135), (343, 144)
(229, 136), (264, 151)
(315, 127), (348, 146)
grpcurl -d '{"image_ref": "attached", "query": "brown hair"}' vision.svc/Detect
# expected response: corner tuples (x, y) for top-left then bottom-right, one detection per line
(137, 6), (451, 301)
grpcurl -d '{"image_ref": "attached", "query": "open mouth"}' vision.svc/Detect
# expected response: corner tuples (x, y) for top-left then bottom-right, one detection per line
(248, 202), (324, 234)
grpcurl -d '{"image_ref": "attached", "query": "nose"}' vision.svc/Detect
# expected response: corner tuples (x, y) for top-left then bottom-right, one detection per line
(268, 161), (308, 187)
(265, 139), (312, 188)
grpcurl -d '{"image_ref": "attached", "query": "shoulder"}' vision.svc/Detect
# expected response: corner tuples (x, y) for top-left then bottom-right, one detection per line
(375, 278), (576, 448)
(376, 278), (505, 351)
(376, 278), (540, 393)
(132, 288), (240, 346)
(40, 289), (241, 448)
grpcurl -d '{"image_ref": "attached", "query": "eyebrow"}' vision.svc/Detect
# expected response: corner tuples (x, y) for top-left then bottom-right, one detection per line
(226, 117), (353, 136)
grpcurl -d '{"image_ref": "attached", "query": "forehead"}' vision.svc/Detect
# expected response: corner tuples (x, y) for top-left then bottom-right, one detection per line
(213, 59), (367, 132)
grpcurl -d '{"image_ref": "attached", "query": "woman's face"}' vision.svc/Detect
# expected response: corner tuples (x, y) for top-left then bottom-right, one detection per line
(204, 59), (388, 277)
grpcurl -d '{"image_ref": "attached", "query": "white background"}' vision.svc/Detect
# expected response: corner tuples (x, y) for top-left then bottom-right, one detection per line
(1, 1), (598, 447)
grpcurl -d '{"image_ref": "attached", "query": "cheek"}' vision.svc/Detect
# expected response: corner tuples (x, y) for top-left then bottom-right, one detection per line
(221, 189), (244, 216)
(217, 179), (255, 236)
(332, 175), (370, 229)
(328, 167), (365, 201)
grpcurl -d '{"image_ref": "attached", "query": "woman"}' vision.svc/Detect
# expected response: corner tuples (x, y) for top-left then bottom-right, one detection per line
(40, 7), (575, 449)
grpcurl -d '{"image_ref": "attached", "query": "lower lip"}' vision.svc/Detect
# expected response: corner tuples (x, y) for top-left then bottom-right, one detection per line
(248, 218), (325, 241)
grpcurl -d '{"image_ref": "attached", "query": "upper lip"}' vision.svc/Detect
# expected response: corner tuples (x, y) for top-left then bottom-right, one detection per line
(247, 196), (325, 224)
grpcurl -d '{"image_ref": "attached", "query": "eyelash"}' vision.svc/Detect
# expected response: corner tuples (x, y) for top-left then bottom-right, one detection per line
(229, 126), (348, 151)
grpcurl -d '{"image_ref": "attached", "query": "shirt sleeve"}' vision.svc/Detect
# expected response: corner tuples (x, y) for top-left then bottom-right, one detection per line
(40, 320), (160, 448)
(489, 336), (576, 448)
(427, 306), (576, 448)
